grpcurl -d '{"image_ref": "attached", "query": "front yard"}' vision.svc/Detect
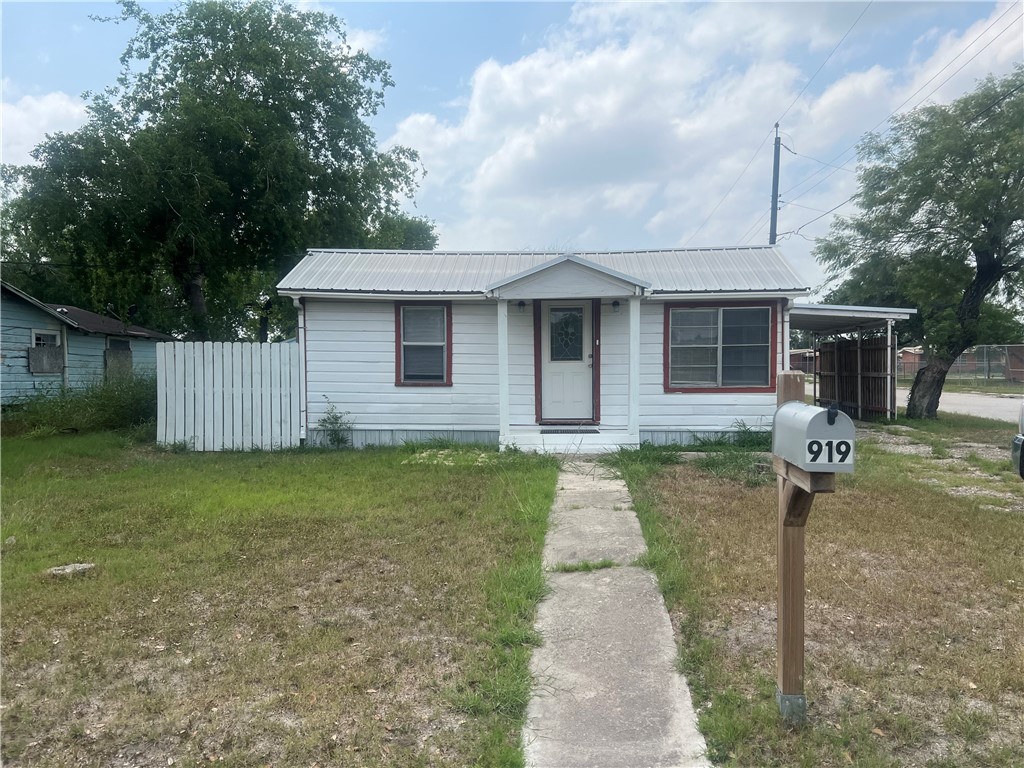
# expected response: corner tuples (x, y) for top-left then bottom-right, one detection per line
(1, 435), (558, 766)
(611, 414), (1023, 767)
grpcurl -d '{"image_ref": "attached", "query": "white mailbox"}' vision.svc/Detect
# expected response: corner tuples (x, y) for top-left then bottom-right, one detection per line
(772, 402), (855, 474)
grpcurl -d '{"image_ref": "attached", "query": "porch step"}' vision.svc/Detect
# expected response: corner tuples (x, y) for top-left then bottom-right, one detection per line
(502, 429), (639, 454)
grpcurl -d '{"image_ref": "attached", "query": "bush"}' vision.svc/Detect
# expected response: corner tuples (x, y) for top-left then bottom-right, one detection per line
(3, 375), (158, 436)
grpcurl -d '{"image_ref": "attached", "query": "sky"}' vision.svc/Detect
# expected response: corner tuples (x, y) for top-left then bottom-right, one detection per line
(2, 1), (1022, 294)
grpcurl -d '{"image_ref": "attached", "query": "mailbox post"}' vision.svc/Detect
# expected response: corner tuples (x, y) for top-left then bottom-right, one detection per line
(772, 372), (855, 725)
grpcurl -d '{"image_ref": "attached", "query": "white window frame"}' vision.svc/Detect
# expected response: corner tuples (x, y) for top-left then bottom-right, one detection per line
(396, 303), (452, 386)
(32, 329), (61, 347)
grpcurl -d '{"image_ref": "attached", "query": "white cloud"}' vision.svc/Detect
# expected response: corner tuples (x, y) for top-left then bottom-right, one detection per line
(387, 2), (1021, 290)
(1, 90), (88, 166)
(345, 27), (385, 55)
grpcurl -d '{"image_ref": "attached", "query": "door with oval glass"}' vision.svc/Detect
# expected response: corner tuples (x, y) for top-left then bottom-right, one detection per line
(540, 301), (593, 420)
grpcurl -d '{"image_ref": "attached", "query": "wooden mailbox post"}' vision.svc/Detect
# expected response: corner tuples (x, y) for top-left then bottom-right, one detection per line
(772, 371), (855, 724)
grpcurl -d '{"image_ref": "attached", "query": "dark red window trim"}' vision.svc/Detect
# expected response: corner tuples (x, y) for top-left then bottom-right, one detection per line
(395, 301), (453, 387)
(533, 299), (600, 423)
(663, 300), (779, 394)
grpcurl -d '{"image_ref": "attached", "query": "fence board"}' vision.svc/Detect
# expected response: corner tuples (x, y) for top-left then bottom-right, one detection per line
(156, 342), (301, 451)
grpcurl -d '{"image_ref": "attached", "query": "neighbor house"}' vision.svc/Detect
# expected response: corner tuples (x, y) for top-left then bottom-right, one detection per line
(280, 246), (870, 452)
(1, 281), (174, 404)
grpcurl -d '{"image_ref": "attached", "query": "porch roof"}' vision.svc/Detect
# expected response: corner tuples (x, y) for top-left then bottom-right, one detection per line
(277, 246), (809, 297)
(789, 303), (917, 335)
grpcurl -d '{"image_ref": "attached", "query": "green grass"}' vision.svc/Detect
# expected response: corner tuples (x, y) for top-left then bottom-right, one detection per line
(604, 423), (1024, 767)
(1, 435), (559, 767)
(550, 558), (617, 573)
(890, 410), (1018, 442)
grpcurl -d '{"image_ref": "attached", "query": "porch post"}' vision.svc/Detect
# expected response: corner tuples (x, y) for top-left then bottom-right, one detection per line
(628, 296), (640, 440)
(497, 299), (510, 444)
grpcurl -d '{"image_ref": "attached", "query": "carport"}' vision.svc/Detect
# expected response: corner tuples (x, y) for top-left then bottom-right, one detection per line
(789, 303), (916, 421)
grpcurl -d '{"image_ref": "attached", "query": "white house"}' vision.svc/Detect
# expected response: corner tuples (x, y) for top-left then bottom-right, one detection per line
(276, 246), (843, 452)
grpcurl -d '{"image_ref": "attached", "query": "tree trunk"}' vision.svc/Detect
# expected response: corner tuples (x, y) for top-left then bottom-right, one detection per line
(906, 359), (951, 419)
(187, 269), (210, 341)
(257, 298), (273, 343)
(905, 258), (1005, 420)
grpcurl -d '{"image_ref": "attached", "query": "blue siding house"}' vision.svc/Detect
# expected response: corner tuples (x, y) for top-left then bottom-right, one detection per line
(1, 281), (174, 404)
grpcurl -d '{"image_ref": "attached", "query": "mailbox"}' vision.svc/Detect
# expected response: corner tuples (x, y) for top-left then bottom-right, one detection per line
(772, 402), (855, 473)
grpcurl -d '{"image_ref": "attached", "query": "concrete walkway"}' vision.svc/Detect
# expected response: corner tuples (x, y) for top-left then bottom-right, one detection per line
(523, 460), (710, 768)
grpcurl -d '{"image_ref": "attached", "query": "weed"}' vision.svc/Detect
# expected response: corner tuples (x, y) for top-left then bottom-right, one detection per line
(315, 395), (353, 448)
(550, 559), (616, 573)
(2, 375), (157, 435)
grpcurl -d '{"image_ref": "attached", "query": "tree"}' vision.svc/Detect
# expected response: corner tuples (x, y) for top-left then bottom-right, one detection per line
(816, 67), (1024, 418)
(2, 0), (435, 340)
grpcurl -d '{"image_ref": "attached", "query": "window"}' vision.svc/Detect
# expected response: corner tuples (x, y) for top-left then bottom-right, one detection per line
(29, 329), (63, 374)
(33, 330), (59, 347)
(396, 303), (452, 386)
(108, 337), (131, 351)
(666, 305), (773, 390)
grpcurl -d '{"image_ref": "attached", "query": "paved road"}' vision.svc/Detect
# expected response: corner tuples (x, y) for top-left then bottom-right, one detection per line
(896, 388), (1023, 423)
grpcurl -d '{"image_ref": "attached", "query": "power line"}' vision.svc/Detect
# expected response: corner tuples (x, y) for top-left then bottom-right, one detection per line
(776, 2), (873, 125)
(781, 144), (855, 173)
(684, 126), (774, 246)
(779, 200), (833, 214)
(965, 80), (1024, 124)
(777, 194), (856, 241)
(778, 5), (1021, 202)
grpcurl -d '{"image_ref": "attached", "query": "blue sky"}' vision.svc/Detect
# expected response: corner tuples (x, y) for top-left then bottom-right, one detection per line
(3, 2), (1022, 291)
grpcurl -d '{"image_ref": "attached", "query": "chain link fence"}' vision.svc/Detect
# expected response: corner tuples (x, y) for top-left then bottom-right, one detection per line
(897, 344), (1024, 390)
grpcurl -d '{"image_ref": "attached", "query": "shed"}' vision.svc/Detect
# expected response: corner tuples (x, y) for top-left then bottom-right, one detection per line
(789, 303), (917, 421)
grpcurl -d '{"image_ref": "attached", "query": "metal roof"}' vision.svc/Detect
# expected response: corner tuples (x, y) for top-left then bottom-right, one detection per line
(277, 246), (809, 296)
(789, 303), (916, 334)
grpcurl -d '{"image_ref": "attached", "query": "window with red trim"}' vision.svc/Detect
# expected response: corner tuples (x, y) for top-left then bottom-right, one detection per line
(396, 303), (452, 386)
(666, 305), (772, 389)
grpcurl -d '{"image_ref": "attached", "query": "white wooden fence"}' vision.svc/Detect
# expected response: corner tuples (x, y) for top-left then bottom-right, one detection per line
(156, 342), (302, 450)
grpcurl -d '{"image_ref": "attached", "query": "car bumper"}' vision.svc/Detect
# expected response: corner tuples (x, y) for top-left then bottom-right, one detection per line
(1013, 434), (1024, 480)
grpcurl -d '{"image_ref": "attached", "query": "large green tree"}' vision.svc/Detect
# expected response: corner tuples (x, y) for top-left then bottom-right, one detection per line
(2, 0), (435, 340)
(816, 67), (1024, 418)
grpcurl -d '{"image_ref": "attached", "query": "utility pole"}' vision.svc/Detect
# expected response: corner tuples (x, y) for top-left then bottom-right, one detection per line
(769, 122), (781, 245)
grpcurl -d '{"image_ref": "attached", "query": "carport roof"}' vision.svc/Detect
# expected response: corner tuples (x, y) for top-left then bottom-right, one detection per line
(789, 303), (916, 335)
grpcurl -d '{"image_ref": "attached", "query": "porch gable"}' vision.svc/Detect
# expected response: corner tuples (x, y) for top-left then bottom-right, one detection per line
(487, 254), (649, 300)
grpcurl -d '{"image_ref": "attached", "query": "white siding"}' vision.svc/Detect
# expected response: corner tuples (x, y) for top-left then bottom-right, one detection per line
(304, 299), (500, 432)
(507, 305), (535, 426)
(638, 300), (784, 433)
(598, 302), (629, 429)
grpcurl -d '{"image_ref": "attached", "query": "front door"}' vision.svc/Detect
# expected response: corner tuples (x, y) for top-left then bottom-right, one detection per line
(540, 302), (593, 420)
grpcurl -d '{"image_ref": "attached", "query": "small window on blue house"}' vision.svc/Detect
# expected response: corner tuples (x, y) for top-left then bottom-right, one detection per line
(395, 303), (452, 386)
(33, 330), (59, 347)
(29, 329), (63, 374)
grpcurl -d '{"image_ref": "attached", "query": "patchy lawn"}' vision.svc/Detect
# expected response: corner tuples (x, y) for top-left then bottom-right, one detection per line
(609, 416), (1023, 767)
(1, 435), (559, 767)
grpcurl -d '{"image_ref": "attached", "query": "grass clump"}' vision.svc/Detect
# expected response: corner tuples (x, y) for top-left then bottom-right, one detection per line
(2, 375), (157, 436)
(550, 558), (617, 573)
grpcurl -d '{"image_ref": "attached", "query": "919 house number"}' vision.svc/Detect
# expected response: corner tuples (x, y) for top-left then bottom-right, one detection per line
(805, 439), (852, 464)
